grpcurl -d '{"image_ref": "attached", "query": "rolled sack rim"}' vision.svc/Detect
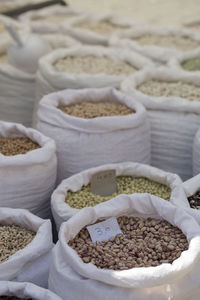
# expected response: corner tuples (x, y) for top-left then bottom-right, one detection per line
(38, 87), (147, 133)
(0, 121), (56, 167)
(58, 193), (200, 289)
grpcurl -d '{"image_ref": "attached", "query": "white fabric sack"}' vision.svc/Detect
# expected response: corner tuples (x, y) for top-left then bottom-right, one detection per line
(19, 5), (86, 34)
(34, 44), (154, 124)
(168, 48), (200, 75)
(0, 34), (78, 127)
(49, 193), (200, 300)
(0, 207), (53, 288)
(51, 161), (188, 231)
(193, 127), (200, 175)
(0, 281), (61, 300)
(182, 174), (200, 225)
(0, 121), (57, 219)
(0, 35), (36, 127)
(37, 88), (151, 183)
(110, 26), (200, 63)
(121, 66), (200, 180)
(62, 12), (145, 46)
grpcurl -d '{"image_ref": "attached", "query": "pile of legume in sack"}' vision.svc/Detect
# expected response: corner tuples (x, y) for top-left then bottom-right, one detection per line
(0, 121), (57, 218)
(69, 216), (188, 269)
(37, 88), (151, 183)
(181, 57), (200, 71)
(110, 27), (200, 64)
(183, 173), (200, 213)
(49, 193), (200, 300)
(137, 79), (200, 101)
(0, 207), (53, 288)
(133, 34), (200, 51)
(0, 225), (35, 263)
(59, 101), (134, 118)
(66, 176), (171, 209)
(51, 162), (188, 231)
(54, 54), (138, 75)
(121, 67), (200, 180)
(35, 46), (153, 110)
(0, 137), (40, 156)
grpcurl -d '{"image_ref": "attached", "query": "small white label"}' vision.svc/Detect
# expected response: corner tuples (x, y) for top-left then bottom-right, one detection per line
(87, 217), (122, 243)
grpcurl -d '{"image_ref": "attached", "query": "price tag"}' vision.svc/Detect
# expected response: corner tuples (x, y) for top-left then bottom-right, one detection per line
(87, 217), (122, 243)
(90, 169), (117, 197)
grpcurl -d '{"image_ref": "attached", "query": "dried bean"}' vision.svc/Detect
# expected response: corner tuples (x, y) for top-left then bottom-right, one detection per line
(181, 57), (200, 71)
(137, 80), (200, 101)
(134, 34), (200, 51)
(69, 216), (188, 270)
(59, 102), (134, 118)
(0, 137), (40, 156)
(66, 176), (171, 209)
(54, 56), (137, 75)
(188, 190), (200, 209)
(0, 225), (35, 263)
(75, 21), (129, 36)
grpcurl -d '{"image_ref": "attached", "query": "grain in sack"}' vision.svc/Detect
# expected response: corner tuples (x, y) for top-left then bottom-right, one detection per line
(0, 121), (57, 219)
(121, 66), (200, 180)
(34, 44), (153, 125)
(0, 207), (53, 288)
(49, 193), (200, 300)
(181, 173), (200, 226)
(168, 48), (200, 75)
(51, 161), (187, 230)
(62, 12), (144, 46)
(0, 281), (61, 300)
(37, 88), (150, 183)
(110, 26), (200, 63)
(19, 5), (86, 34)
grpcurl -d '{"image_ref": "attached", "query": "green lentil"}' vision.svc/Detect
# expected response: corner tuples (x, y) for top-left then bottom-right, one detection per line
(181, 57), (200, 71)
(66, 176), (171, 209)
(134, 34), (200, 51)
